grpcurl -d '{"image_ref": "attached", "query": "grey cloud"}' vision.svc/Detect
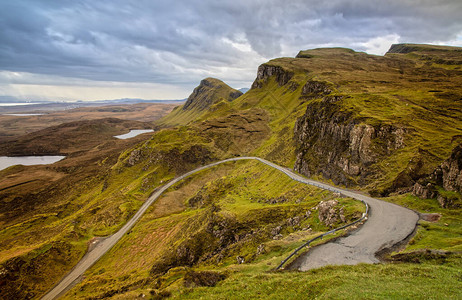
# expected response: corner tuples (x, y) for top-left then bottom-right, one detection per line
(0, 0), (461, 88)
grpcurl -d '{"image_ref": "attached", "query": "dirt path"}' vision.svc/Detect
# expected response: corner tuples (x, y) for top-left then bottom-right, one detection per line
(42, 157), (418, 299)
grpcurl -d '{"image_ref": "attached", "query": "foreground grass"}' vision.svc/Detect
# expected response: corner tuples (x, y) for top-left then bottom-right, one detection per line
(174, 256), (462, 299)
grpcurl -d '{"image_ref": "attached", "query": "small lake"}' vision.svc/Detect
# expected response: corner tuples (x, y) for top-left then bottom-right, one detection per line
(3, 113), (44, 116)
(114, 129), (154, 139)
(0, 103), (40, 106)
(0, 156), (65, 171)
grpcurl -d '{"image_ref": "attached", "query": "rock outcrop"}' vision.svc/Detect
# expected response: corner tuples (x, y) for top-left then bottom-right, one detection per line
(183, 78), (242, 111)
(441, 144), (462, 193)
(412, 143), (462, 207)
(317, 200), (345, 227)
(293, 94), (406, 187)
(251, 64), (294, 89)
(301, 80), (333, 97)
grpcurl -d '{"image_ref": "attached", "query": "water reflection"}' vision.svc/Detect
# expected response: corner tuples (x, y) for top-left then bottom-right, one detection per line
(114, 129), (154, 139)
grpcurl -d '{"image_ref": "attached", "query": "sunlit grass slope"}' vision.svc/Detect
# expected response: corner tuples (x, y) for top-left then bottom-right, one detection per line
(64, 160), (364, 299)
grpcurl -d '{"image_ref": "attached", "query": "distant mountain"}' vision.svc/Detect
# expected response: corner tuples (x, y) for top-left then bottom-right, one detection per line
(0, 96), (47, 103)
(0, 96), (185, 104)
(92, 98), (186, 104)
(0, 96), (20, 103)
(239, 88), (249, 94)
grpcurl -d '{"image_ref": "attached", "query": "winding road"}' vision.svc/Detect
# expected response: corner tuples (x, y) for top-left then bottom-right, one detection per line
(42, 157), (419, 299)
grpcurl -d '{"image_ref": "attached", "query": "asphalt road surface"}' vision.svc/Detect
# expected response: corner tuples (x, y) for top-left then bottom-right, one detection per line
(292, 190), (419, 270)
(42, 157), (418, 299)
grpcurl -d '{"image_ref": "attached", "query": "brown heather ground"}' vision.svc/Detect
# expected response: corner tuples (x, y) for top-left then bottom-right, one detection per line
(0, 102), (177, 139)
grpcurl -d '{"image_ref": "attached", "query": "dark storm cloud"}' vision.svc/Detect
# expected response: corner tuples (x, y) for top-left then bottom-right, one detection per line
(0, 0), (461, 85)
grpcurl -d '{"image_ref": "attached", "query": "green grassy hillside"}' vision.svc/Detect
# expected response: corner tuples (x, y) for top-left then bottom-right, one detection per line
(64, 160), (364, 299)
(1, 44), (461, 299)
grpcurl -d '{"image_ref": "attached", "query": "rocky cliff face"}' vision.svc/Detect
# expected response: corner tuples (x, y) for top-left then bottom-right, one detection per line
(413, 144), (462, 207)
(251, 64), (293, 89)
(183, 78), (242, 111)
(442, 145), (462, 193)
(293, 92), (406, 187)
(249, 44), (461, 197)
(301, 80), (333, 97)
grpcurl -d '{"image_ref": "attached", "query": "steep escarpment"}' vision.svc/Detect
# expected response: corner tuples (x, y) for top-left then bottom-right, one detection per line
(251, 64), (294, 89)
(249, 44), (462, 195)
(293, 95), (406, 187)
(387, 43), (462, 65)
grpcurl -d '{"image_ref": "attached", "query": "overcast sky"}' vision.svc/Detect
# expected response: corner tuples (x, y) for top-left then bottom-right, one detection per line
(1, 0), (461, 101)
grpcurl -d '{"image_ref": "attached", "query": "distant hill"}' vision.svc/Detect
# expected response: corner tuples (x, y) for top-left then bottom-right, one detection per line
(157, 77), (243, 126)
(0, 97), (185, 105)
(88, 98), (186, 104)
